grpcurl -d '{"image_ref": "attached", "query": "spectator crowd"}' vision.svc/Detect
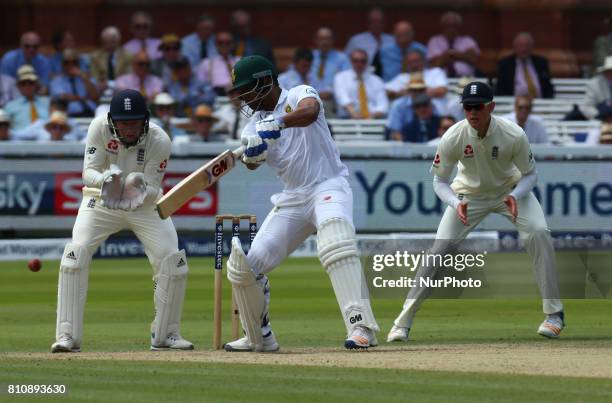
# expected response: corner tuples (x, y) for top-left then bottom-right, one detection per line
(1, 8), (611, 145)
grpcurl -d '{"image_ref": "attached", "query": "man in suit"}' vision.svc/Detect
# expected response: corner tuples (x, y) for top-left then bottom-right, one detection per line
(90, 26), (132, 84)
(496, 32), (554, 99)
(230, 9), (275, 67)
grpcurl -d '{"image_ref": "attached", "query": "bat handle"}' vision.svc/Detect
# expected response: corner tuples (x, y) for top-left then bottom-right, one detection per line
(232, 145), (246, 158)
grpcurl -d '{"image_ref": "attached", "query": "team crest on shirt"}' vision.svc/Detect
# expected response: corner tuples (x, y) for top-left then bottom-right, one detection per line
(285, 105), (292, 113)
(433, 153), (441, 167)
(528, 150), (534, 163)
(463, 144), (474, 158)
(231, 68), (236, 84)
(137, 148), (145, 164)
(491, 146), (499, 160)
(158, 159), (168, 172)
(106, 139), (120, 154)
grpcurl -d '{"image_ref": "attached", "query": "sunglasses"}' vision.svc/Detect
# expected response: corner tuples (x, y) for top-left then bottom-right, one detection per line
(63, 60), (78, 65)
(134, 24), (150, 30)
(19, 80), (36, 85)
(163, 46), (180, 51)
(136, 62), (150, 67)
(196, 117), (213, 122)
(351, 58), (368, 64)
(23, 44), (39, 49)
(516, 105), (532, 110)
(463, 103), (490, 111)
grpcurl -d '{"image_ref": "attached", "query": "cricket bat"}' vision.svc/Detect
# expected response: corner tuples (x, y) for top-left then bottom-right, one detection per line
(156, 145), (245, 219)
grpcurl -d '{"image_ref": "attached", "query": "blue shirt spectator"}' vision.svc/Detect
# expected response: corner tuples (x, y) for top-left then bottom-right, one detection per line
(49, 49), (98, 117)
(166, 57), (216, 117)
(386, 96), (414, 136)
(380, 21), (427, 82)
(48, 30), (90, 78)
(310, 28), (350, 96)
(1, 32), (51, 87)
(4, 65), (50, 131)
(396, 93), (440, 142)
(279, 48), (314, 90)
(182, 15), (218, 68)
(344, 7), (394, 76)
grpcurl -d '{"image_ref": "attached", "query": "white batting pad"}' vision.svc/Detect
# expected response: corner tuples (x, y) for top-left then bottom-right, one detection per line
(56, 243), (91, 345)
(227, 237), (265, 351)
(317, 218), (379, 334)
(151, 250), (189, 346)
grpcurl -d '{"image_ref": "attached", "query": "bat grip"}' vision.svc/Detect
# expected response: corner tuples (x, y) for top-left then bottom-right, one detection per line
(232, 145), (246, 158)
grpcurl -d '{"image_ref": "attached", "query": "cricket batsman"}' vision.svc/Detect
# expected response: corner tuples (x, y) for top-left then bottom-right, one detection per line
(223, 55), (379, 351)
(51, 89), (193, 353)
(387, 82), (565, 342)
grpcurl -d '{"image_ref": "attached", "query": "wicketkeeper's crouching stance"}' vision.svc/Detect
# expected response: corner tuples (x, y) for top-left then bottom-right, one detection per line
(223, 56), (379, 352)
(387, 82), (565, 343)
(51, 90), (193, 353)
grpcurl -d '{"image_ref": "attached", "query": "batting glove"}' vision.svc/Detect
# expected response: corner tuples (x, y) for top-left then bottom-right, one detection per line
(241, 133), (268, 164)
(255, 115), (285, 147)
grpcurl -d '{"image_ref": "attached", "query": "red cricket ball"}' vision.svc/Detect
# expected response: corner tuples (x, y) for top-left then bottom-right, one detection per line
(28, 258), (42, 272)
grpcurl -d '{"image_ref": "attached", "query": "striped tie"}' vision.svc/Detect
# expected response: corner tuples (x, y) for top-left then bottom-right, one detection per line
(523, 60), (538, 98)
(318, 53), (326, 79)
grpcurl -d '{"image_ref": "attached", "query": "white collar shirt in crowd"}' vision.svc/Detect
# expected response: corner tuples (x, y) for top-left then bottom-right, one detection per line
(502, 112), (549, 144)
(385, 67), (449, 113)
(431, 114), (535, 198)
(344, 31), (395, 65)
(81, 115), (171, 203)
(242, 85), (348, 205)
(333, 69), (389, 117)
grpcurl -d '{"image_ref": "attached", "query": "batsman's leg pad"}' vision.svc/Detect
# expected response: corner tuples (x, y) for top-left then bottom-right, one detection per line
(227, 237), (265, 352)
(151, 250), (189, 346)
(317, 218), (379, 334)
(56, 243), (91, 346)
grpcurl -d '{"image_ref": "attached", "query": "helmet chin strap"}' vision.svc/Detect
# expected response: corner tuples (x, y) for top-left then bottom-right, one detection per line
(107, 115), (149, 148)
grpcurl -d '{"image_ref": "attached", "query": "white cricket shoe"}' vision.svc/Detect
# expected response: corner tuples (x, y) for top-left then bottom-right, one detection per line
(223, 331), (280, 352)
(150, 332), (194, 351)
(386, 325), (410, 342)
(537, 312), (565, 339)
(51, 335), (80, 353)
(344, 326), (378, 349)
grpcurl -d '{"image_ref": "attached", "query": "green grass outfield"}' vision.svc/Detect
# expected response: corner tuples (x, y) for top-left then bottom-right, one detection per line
(0, 257), (611, 402)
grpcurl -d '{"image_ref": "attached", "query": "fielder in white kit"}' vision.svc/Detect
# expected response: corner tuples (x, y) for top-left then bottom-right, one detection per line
(223, 55), (379, 351)
(387, 82), (565, 342)
(51, 89), (193, 353)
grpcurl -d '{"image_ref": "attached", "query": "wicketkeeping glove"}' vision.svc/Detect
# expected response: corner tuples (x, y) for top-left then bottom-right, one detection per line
(117, 172), (147, 211)
(100, 165), (124, 209)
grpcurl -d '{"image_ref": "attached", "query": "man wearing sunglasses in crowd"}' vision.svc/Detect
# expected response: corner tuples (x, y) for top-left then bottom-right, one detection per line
(123, 11), (162, 60)
(387, 81), (566, 343)
(115, 51), (164, 102)
(50, 48), (98, 117)
(1, 32), (51, 92)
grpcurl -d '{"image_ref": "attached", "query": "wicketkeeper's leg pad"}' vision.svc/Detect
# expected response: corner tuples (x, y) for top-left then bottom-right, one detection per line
(317, 218), (379, 334)
(56, 243), (91, 345)
(227, 237), (265, 352)
(151, 250), (189, 346)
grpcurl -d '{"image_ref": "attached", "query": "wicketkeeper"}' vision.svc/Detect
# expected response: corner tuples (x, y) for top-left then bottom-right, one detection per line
(223, 55), (379, 352)
(51, 89), (193, 353)
(387, 82), (565, 342)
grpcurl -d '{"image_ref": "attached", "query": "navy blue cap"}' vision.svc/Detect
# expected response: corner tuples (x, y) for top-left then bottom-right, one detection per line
(109, 89), (148, 121)
(461, 81), (494, 105)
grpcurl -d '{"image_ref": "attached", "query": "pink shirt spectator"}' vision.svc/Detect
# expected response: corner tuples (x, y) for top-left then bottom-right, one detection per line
(427, 35), (480, 77)
(115, 73), (164, 99)
(123, 38), (162, 60)
(196, 55), (240, 90)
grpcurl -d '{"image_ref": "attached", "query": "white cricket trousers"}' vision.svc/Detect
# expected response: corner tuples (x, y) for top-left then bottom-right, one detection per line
(395, 191), (563, 328)
(72, 196), (179, 272)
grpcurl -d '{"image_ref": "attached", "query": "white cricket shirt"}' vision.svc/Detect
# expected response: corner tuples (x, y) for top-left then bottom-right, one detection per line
(431, 114), (536, 198)
(243, 85), (348, 204)
(81, 115), (171, 200)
